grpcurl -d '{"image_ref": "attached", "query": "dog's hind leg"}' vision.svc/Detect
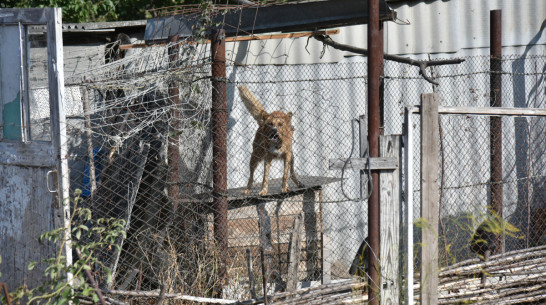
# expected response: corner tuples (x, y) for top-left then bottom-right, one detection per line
(259, 156), (273, 196)
(244, 154), (260, 195)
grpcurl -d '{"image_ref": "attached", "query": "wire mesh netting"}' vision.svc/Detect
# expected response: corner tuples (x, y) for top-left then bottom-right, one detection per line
(392, 54), (546, 303)
(57, 38), (372, 300)
(2, 18), (546, 304)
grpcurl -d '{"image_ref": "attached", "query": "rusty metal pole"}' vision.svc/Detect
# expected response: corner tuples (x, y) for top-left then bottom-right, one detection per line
(211, 28), (229, 296)
(167, 35), (182, 212)
(490, 10), (503, 254)
(368, 0), (383, 303)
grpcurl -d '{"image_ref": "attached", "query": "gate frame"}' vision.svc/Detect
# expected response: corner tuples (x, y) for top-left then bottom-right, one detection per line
(404, 100), (546, 304)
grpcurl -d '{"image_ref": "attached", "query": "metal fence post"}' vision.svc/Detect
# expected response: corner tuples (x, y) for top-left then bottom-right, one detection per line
(368, 0), (383, 303)
(490, 9), (503, 254)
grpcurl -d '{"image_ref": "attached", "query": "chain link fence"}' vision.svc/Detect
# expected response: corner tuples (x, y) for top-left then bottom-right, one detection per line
(392, 54), (546, 303)
(6, 26), (545, 303)
(45, 38), (371, 301)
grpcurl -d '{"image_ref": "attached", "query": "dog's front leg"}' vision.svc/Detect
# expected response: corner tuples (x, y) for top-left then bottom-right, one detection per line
(259, 156), (273, 196)
(289, 155), (304, 188)
(281, 156), (291, 193)
(244, 154), (259, 194)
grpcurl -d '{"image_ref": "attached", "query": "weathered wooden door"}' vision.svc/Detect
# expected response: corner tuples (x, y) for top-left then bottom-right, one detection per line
(0, 8), (70, 291)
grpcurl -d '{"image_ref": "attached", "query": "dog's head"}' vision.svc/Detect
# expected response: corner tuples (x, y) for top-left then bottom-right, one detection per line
(260, 111), (294, 149)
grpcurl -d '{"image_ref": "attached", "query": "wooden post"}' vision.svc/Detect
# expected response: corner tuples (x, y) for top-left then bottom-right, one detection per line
(403, 107), (416, 304)
(320, 190), (331, 285)
(258, 203), (269, 304)
(246, 249), (257, 299)
(81, 85), (96, 197)
(380, 135), (401, 304)
(46, 7), (72, 281)
(303, 190), (320, 281)
(211, 29), (228, 295)
(420, 93), (440, 305)
(167, 35), (182, 212)
(287, 213), (303, 291)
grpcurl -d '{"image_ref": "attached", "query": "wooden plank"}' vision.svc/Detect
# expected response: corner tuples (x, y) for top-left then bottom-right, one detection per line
(438, 106), (546, 116)
(404, 107), (416, 305)
(303, 190), (320, 281)
(46, 6), (72, 277)
(320, 189), (331, 285)
(81, 86), (96, 195)
(246, 248), (257, 299)
(0, 165), (56, 291)
(120, 29), (340, 49)
(329, 157), (398, 171)
(227, 175), (340, 205)
(108, 142), (150, 288)
(286, 213), (303, 291)
(420, 94), (440, 305)
(408, 105), (546, 117)
(359, 115), (369, 199)
(0, 141), (54, 167)
(380, 135), (401, 304)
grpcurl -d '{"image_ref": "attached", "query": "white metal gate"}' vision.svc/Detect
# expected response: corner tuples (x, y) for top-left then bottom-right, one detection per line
(0, 8), (70, 291)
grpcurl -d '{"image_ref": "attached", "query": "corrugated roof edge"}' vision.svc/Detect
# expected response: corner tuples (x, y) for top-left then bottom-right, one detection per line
(29, 20), (147, 33)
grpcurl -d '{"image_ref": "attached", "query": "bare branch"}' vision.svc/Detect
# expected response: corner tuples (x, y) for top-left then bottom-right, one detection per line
(312, 33), (465, 85)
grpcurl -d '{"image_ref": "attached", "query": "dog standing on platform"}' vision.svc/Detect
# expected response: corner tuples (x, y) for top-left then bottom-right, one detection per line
(238, 86), (303, 195)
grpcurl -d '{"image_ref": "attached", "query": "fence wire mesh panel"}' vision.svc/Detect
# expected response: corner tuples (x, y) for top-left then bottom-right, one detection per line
(21, 37), (374, 303)
(7, 22), (546, 304)
(225, 62), (370, 295)
(398, 54), (546, 304)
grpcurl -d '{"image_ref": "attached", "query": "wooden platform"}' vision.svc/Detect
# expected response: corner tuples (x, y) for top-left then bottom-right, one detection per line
(227, 175), (341, 209)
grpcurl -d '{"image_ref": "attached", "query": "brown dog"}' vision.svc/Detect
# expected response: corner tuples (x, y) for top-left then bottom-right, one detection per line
(238, 86), (303, 195)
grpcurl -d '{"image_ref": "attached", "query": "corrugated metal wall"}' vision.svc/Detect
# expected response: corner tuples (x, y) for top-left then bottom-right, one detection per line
(224, 0), (545, 65)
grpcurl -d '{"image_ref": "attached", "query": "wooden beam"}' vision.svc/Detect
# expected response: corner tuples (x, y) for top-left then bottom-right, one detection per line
(408, 105), (546, 117)
(120, 30), (340, 50)
(0, 142), (54, 167)
(329, 157), (398, 171)
(420, 93), (440, 305)
(379, 135), (402, 304)
(439, 106), (546, 116)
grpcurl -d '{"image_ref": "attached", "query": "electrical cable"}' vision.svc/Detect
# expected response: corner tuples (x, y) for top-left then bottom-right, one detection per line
(340, 118), (373, 202)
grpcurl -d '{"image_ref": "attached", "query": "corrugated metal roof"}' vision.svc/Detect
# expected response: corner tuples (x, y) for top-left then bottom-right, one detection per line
(29, 20), (147, 34)
(144, 0), (395, 43)
(224, 0), (546, 65)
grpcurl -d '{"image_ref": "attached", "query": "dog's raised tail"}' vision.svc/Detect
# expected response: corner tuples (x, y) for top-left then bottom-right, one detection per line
(238, 85), (267, 121)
